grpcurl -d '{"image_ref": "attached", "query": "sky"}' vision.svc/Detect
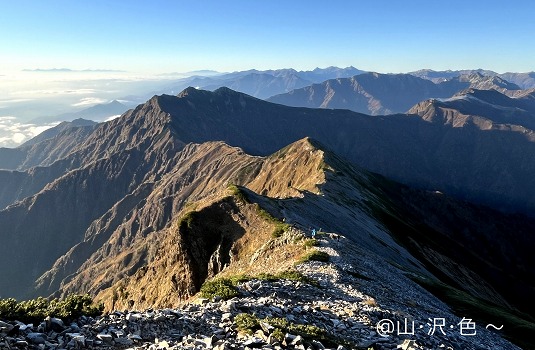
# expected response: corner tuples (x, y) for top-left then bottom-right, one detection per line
(1, 0), (534, 75)
(0, 0), (534, 147)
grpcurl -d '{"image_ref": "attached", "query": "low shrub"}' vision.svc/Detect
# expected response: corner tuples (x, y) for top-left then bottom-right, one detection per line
(271, 270), (310, 283)
(255, 204), (276, 221)
(242, 270), (311, 284)
(0, 294), (103, 323)
(228, 274), (250, 285)
(199, 278), (239, 300)
(235, 313), (259, 334)
(178, 211), (198, 230)
(199, 271), (315, 303)
(271, 328), (285, 341)
(297, 250), (330, 264)
(272, 222), (291, 238)
(0, 298), (19, 320)
(234, 314), (328, 342)
(228, 184), (249, 203)
(304, 238), (318, 248)
(271, 225), (285, 238)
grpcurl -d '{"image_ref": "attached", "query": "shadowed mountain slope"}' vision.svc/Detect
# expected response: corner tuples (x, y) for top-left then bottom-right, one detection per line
(2, 86), (535, 215)
(266, 72), (454, 115)
(122, 87), (535, 214)
(409, 69), (498, 82)
(453, 72), (521, 92)
(410, 69), (535, 89)
(200, 72), (311, 99)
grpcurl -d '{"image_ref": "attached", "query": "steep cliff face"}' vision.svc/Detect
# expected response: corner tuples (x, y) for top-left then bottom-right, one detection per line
(0, 96), (183, 210)
(0, 97), (190, 298)
(0, 148), (159, 298)
(92, 195), (304, 311)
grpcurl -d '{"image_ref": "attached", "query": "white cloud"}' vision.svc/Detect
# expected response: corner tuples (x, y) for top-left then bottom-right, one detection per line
(11, 133), (26, 144)
(12, 89), (97, 96)
(0, 98), (34, 104)
(0, 116), (59, 148)
(72, 97), (108, 107)
(104, 114), (121, 122)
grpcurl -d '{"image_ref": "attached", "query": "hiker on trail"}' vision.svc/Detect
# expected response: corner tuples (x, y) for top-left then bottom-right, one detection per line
(311, 228), (316, 238)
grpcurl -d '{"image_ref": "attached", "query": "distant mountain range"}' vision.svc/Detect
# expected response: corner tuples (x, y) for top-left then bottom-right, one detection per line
(409, 69), (535, 89)
(410, 88), (535, 129)
(267, 72), (523, 114)
(23, 67), (532, 132)
(31, 100), (129, 124)
(162, 66), (365, 98)
(159, 67), (535, 107)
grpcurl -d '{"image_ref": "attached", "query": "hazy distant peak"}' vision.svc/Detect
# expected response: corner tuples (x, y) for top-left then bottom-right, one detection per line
(69, 118), (98, 126)
(18, 118), (98, 149)
(213, 86), (247, 95)
(456, 73), (521, 91)
(313, 66), (339, 72)
(107, 100), (125, 106)
(177, 86), (201, 97)
(452, 87), (506, 98)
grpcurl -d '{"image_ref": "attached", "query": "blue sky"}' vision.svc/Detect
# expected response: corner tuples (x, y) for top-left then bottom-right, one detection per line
(1, 0), (534, 74)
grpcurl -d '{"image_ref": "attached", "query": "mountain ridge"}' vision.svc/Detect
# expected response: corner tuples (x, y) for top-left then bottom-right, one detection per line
(409, 69), (535, 89)
(158, 87), (535, 213)
(162, 66), (365, 99)
(267, 72), (526, 115)
(4, 86), (535, 214)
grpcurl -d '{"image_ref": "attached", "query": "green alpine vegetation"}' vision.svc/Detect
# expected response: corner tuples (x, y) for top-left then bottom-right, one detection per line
(0, 294), (103, 323)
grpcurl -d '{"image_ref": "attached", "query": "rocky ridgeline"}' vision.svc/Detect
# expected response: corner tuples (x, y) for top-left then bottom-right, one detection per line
(0, 236), (519, 350)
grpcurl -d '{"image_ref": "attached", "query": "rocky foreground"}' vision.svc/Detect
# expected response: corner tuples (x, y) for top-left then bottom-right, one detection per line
(0, 235), (519, 350)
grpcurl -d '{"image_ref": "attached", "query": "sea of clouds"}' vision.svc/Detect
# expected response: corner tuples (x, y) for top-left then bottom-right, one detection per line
(0, 116), (58, 147)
